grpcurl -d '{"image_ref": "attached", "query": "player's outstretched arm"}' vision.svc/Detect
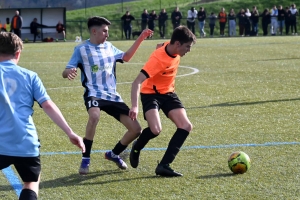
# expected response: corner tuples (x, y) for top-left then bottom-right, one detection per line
(129, 72), (147, 120)
(41, 100), (85, 152)
(123, 29), (153, 62)
(62, 68), (77, 80)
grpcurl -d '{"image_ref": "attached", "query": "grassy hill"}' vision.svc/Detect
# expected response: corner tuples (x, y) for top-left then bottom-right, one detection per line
(65, 0), (298, 40)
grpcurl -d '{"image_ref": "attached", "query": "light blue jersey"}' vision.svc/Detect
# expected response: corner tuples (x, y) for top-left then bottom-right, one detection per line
(0, 60), (50, 157)
(66, 40), (125, 102)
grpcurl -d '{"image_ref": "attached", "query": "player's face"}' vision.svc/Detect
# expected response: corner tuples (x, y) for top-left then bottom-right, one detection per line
(94, 25), (109, 44)
(177, 41), (193, 57)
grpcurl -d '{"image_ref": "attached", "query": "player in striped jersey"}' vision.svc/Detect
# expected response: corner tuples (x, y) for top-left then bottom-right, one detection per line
(63, 16), (153, 174)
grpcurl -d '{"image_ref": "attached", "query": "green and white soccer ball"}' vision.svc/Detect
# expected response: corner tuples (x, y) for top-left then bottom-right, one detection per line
(228, 151), (251, 174)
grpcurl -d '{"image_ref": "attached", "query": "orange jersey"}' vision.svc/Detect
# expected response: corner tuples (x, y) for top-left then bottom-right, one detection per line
(141, 42), (180, 94)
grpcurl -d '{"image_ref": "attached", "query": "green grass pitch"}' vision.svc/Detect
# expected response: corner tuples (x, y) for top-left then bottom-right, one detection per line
(1, 36), (300, 199)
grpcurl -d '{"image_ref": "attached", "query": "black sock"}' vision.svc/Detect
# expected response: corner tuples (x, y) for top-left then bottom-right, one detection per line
(134, 127), (158, 151)
(112, 141), (128, 155)
(160, 128), (190, 165)
(19, 189), (37, 200)
(82, 138), (93, 158)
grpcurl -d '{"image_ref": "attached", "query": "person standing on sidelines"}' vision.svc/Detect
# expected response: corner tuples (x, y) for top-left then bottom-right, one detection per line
(270, 5), (278, 35)
(121, 11), (135, 40)
(158, 8), (168, 39)
(129, 26), (196, 177)
(0, 32), (85, 200)
(11, 10), (22, 38)
(62, 16), (153, 175)
(187, 7), (198, 34)
(197, 7), (207, 37)
(171, 7), (183, 30)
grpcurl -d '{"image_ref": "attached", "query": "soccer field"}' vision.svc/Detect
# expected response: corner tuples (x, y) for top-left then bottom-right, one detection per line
(1, 37), (300, 200)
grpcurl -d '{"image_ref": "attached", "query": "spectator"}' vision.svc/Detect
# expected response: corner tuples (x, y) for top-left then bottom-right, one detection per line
(245, 8), (251, 36)
(148, 10), (158, 32)
(237, 9), (246, 36)
(228, 8), (236, 37)
(121, 11), (135, 40)
(11, 10), (22, 38)
(285, 6), (292, 35)
(270, 5), (278, 35)
(141, 9), (149, 30)
(158, 8), (168, 38)
(187, 7), (197, 34)
(171, 7), (182, 30)
(30, 18), (48, 42)
(208, 12), (217, 37)
(218, 7), (227, 36)
(197, 7), (206, 37)
(277, 5), (285, 35)
(260, 8), (271, 36)
(250, 6), (259, 36)
(290, 4), (298, 35)
(56, 21), (66, 41)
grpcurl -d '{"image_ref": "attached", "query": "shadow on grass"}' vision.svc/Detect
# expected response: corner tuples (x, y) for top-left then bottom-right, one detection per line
(0, 184), (13, 192)
(198, 173), (236, 179)
(40, 170), (158, 188)
(187, 97), (300, 109)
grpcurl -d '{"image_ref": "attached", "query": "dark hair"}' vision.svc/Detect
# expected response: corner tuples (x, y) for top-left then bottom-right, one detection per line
(0, 32), (23, 56)
(87, 16), (111, 29)
(170, 26), (196, 45)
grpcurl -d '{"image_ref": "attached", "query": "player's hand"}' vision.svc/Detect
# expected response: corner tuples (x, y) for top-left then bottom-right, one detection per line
(67, 68), (77, 80)
(129, 106), (139, 121)
(140, 29), (153, 40)
(68, 132), (86, 153)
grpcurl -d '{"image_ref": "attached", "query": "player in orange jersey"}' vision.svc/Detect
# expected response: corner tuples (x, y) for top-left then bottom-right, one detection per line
(129, 26), (196, 177)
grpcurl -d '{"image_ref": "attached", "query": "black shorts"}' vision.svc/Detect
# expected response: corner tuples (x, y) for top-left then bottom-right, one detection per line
(84, 97), (130, 121)
(141, 93), (184, 119)
(0, 155), (41, 182)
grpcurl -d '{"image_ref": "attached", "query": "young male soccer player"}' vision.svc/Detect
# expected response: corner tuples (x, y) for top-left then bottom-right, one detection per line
(62, 16), (153, 175)
(0, 32), (85, 200)
(129, 26), (196, 177)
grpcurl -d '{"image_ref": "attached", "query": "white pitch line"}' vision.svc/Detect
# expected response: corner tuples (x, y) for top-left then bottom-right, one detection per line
(47, 65), (199, 90)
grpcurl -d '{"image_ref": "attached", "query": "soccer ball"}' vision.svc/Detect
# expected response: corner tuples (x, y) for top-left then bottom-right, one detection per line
(228, 151), (251, 174)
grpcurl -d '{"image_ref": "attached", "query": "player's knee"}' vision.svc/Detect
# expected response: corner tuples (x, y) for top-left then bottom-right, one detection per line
(129, 123), (142, 134)
(150, 126), (162, 135)
(179, 122), (193, 132)
(88, 113), (100, 125)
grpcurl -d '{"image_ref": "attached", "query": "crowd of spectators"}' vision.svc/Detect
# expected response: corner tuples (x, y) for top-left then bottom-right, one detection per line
(120, 3), (299, 39)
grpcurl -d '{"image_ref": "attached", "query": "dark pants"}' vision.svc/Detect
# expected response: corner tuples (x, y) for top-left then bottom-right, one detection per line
(187, 21), (195, 34)
(239, 24), (245, 35)
(219, 22), (226, 35)
(159, 22), (166, 38)
(245, 23), (251, 36)
(141, 22), (147, 30)
(262, 22), (269, 36)
(13, 29), (21, 38)
(209, 24), (215, 36)
(172, 22), (180, 30)
(148, 23), (154, 31)
(123, 25), (132, 39)
(290, 19), (297, 33)
(285, 22), (290, 35)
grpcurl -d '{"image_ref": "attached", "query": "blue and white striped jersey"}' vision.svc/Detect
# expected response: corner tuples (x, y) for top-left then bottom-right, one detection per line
(0, 60), (50, 157)
(66, 40), (125, 102)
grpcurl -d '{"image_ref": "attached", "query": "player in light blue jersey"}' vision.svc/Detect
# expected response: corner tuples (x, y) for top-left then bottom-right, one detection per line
(0, 32), (85, 200)
(63, 16), (153, 175)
